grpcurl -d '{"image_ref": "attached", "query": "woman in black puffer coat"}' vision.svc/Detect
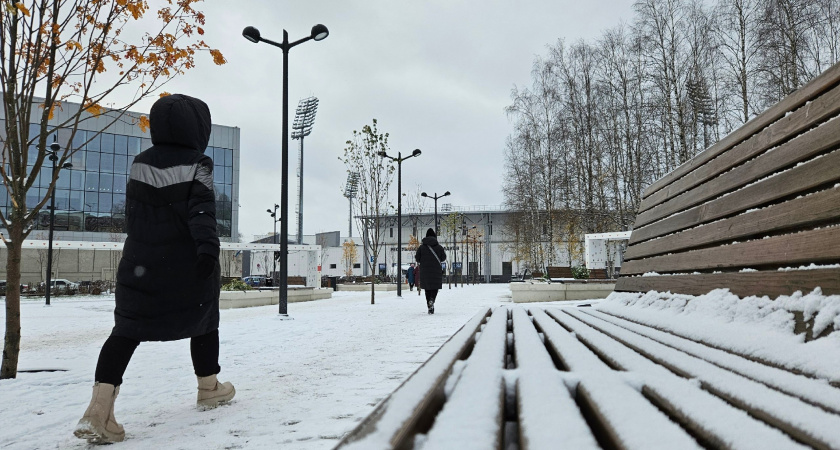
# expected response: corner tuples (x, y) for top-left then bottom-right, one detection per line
(74, 94), (234, 445)
(415, 228), (446, 314)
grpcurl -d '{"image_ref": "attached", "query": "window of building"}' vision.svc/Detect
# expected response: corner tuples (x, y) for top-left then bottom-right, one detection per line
(353, 263), (361, 269)
(329, 264), (337, 269)
(390, 228), (393, 238)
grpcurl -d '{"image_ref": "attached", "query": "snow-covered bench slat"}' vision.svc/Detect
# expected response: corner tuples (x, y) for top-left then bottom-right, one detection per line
(529, 308), (703, 449)
(420, 307), (508, 449)
(618, 60), (840, 298)
(544, 308), (806, 449)
(335, 307), (491, 449)
(560, 308), (840, 449)
(583, 309), (840, 412)
(510, 308), (600, 449)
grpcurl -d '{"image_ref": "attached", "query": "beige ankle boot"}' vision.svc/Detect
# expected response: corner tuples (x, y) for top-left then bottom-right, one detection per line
(74, 382), (125, 443)
(197, 374), (235, 410)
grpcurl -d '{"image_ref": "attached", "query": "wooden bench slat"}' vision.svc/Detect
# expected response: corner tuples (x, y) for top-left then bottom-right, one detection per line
(622, 227), (840, 276)
(510, 309), (600, 449)
(576, 379), (703, 450)
(583, 309), (840, 414)
(639, 81), (840, 213)
(614, 268), (840, 297)
(530, 308), (613, 371)
(546, 266), (573, 279)
(422, 308), (509, 449)
(628, 148), (840, 245)
(562, 309), (840, 449)
(335, 307), (491, 449)
(618, 268), (840, 297)
(635, 120), (840, 230)
(625, 187), (840, 260)
(642, 60), (840, 200)
(546, 309), (805, 449)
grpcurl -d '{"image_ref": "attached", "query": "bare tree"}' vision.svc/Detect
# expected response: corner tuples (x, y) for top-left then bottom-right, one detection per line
(339, 119), (394, 304)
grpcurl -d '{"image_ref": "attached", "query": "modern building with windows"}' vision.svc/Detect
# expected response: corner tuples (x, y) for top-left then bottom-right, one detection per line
(1, 100), (240, 242)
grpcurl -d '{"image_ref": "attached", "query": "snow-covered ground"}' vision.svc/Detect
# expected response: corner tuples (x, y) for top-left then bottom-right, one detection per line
(0, 284), (557, 450)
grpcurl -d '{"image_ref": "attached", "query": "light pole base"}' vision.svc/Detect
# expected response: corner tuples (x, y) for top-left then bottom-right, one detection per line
(276, 314), (294, 321)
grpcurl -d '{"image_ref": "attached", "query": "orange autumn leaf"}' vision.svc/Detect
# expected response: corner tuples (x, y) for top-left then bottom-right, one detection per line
(210, 49), (226, 65)
(138, 115), (150, 133)
(158, 91), (171, 97)
(15, 2), (30, 17)
(84, 102), (104, 116)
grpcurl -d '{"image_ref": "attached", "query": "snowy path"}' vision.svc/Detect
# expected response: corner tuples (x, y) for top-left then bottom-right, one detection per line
(0, 284), (532, 450)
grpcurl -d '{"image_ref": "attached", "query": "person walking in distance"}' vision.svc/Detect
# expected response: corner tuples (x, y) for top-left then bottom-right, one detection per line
(415, 228), (447, 314)
(406, 263), (416, 291)
(74, 94), (234, 444)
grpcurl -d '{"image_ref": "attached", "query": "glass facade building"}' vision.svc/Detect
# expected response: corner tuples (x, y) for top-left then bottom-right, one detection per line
(1, 103), (240, 242)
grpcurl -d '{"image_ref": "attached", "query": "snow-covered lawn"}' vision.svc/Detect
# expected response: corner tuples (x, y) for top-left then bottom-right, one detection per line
(0, 284), (538, 450)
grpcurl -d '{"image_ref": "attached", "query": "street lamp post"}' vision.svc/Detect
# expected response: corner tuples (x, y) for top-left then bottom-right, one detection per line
(267, 204), (280, 285)
(420, 191), (450, 235)
(243, 23), (329, 316)
(45, 142), (72, 306)
(378, 149), (421, 297)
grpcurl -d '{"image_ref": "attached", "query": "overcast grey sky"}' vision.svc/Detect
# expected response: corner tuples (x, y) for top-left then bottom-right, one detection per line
(139, 0), (636, 241)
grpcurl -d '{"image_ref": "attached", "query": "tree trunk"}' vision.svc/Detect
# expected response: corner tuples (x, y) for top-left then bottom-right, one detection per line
(370, 281), (375, 305)
(1, 228), (24, 379)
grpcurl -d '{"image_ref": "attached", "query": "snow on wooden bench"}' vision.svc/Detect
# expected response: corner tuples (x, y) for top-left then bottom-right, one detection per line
(615, 60), (840, 298)
(336, 304), (840, 449)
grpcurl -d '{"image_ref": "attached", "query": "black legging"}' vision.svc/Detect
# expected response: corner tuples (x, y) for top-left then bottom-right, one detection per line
(94, 329), (221, 386)
(425, 289), (438, 303)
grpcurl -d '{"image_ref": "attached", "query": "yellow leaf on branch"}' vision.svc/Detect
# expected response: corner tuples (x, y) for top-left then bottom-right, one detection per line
(14, 2), (30, 16)
(138, 115), (150, 133)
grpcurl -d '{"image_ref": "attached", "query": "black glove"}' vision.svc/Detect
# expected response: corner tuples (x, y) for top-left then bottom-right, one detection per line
(195, 253), (217, 279)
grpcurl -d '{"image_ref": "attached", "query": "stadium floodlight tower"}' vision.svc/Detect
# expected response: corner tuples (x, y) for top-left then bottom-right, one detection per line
(343, 171), (360, 237)
(291, 96), (319, 245)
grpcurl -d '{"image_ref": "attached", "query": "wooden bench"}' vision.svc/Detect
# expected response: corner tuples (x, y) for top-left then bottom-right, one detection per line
(546, 266), (573, 279)
(337, 305), (840, 449)
(338, 64), (840, 450)
(588, 268), (611, 280)
(615, 61), (840, 298)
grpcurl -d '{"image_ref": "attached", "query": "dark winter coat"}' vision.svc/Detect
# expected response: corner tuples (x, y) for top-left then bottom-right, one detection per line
(113, 94), (220, 341)
(415, 236), (446, 290)
(406, 265), (415, 284)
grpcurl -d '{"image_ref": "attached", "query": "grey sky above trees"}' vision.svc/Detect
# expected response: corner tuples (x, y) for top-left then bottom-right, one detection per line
(122, 0), (636, 241)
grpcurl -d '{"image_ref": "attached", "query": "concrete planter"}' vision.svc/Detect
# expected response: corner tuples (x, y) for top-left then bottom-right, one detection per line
(219, 287), (332, 309)
(510, 281), (615, 303)
(335, 283), (398, 292)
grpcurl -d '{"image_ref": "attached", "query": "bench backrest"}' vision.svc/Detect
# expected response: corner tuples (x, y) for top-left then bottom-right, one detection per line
(546, 266), (573, 279)
(616, 62), (840, 298)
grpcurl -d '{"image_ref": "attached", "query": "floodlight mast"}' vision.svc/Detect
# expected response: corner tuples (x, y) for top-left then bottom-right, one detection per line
(291, 96), (319, 245)
(343, 172), (360, 237)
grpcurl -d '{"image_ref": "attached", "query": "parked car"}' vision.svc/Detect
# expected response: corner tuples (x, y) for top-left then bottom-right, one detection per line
(45, 279), (80, 291)
(242, 276), (268, 287)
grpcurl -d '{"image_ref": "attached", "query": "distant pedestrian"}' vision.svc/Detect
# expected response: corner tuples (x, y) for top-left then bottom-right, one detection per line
(406, 263), (416, 291)
(415, 228), (446, 314)
(74, 94), (235, 444)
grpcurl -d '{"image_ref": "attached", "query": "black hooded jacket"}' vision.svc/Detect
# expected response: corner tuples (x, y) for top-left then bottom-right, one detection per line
(415, 235), (446, 290)
(113, 94), (220, 341)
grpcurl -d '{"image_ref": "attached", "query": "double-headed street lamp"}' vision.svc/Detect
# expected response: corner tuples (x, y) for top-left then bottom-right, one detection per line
(243, 23), (329, 316)
(420, 191), (450, 235)
(266, 204), (280, 284)
(45, 142), (72, 306)
(378, 149), (421, 297)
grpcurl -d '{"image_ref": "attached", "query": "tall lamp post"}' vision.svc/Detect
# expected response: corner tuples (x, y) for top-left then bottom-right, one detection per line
(45, 142), (72, 306)
(266, 204), (280, 284)
(291, 96), (319, 245)
(378, 149), (421, 297)
(243, 23), (329, 316)
(420, 191), (450, 235)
